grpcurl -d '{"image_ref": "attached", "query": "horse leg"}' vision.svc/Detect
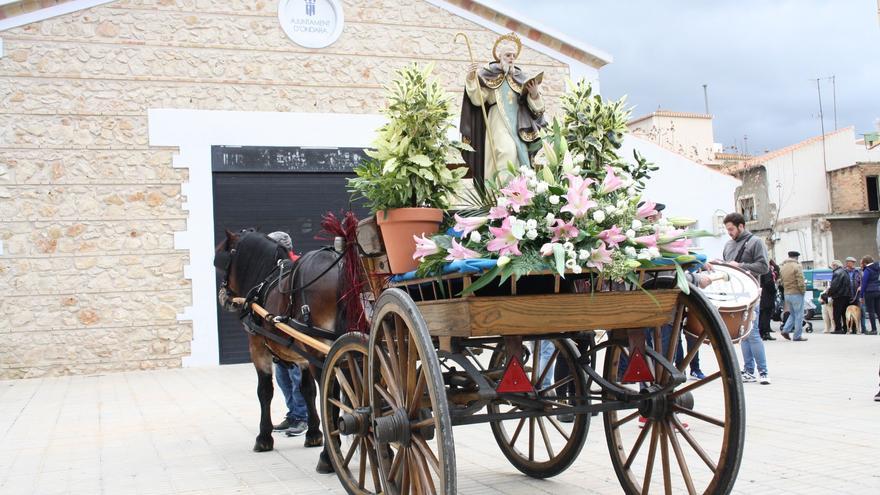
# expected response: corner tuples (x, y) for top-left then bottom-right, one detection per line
(252, 342), (275, 452)
(302, 365), (323, 448)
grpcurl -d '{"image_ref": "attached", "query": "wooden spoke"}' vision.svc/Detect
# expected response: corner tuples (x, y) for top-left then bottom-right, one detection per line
(528, 417), (536, 461)
(613, 410), (641, 430)
(509, 417), (527, 447)
(406, 451), (420, 495)
(374, 348), (403, 403)
(345, 353), (365, 405)
(396, 315), (409, 400)
(358, 438), (367, 488)
(535, 348), (560, 390)
(673, 405), (725, 428)
(400, 449), (410, 495)
(334, 368), (358, 407)
(328, 397), (354, 415)
(641, 423), (660, 495)
(343, 437), (360, 468)
(413, 436), (441, 476)
(410, 416), (435, 431)
(389, 446), (404, 482)
(546, 415), (572, 441)
(672, 371), (721, 398)
(329, 429), (341, 437)
(408, 368), (427, 417)
(410, 444), (436, 495)
(664, 304), (685, 378)
(677, 333), (707, 372)
(539, 375), (574, 394)
(365, 436), (383, 491)
(660, 421), (672, 495)
(673, 416), (717, 473)
(624, 420), (653, 470)
(373, 383), (399, 410)
(405, 337), (418, 413)
(537, 417), (555, 459)
(531, 340), (541, 386)
(381, 320), (403, 391)
(653, 326), (663, 378)
(666, 421), (697, 495)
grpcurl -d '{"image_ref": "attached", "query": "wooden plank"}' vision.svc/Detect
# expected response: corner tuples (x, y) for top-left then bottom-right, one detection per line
(415, 299), (473, 337)
(466, 290), (680, 336)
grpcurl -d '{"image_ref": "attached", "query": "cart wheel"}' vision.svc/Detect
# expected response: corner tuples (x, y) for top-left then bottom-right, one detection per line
(486, 337), (590, 478)
(320, 332), (382, 495)
(602, 283), (745, 495)
(368, 289), (456, 495)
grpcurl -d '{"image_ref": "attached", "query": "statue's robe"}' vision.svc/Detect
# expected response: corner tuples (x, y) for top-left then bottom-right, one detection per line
(460, 62), (547, 183)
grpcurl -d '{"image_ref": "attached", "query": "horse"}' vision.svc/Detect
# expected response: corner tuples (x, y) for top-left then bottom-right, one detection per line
(215, 215), (365, 472)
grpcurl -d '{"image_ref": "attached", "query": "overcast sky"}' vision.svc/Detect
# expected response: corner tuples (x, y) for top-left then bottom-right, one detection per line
(496, 0), (880, 155)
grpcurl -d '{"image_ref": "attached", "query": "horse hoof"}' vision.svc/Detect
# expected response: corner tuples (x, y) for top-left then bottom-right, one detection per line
(304, 432), (323, 448)
(316, 456), (334, 474)
(253, 437), (274, 452)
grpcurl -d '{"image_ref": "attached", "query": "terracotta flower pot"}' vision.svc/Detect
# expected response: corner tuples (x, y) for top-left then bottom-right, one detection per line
(376, 208), (443, 274)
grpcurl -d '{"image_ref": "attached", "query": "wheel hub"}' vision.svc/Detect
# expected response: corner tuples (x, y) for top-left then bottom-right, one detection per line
(374, 408), (411, 446)
(639, 389), (695, 421)
(338, 406), (371, 436)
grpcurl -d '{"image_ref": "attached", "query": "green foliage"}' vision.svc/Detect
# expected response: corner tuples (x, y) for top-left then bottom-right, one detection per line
(348, 63), (470, 212)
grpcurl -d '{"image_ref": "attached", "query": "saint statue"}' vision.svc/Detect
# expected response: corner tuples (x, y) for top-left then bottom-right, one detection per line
(459, 32), (548, 183)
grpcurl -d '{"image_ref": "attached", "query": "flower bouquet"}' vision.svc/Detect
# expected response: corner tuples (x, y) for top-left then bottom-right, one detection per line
(413, 81), (712, 294)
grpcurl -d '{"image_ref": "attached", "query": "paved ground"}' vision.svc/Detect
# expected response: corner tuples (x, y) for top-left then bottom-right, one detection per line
(2, 320), (879, 495)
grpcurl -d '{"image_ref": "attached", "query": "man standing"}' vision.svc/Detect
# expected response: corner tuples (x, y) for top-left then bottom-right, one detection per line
(828, 259), (852, 334)
(780, 251), (808, 341)
(844, 257), (865, 333)
(718, 213), (771, 384)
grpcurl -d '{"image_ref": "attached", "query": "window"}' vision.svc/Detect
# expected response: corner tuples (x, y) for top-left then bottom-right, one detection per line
(739, 196), (757, 222)
(867, 176), (879, 212)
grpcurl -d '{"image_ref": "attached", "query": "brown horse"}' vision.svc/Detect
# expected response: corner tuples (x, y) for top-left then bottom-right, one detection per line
(215, 228), (354, 472)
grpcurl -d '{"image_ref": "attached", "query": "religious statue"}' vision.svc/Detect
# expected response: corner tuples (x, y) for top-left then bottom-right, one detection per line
(459, 32), (548, 183)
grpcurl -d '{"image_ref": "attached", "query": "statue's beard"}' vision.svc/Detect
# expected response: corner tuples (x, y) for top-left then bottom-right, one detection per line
(500, 61), (511, 73)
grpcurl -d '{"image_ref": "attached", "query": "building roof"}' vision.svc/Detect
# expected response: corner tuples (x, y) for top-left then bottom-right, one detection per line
(628, 110), (713, 127)
(724, 126), (854, 175)
(0, 0), (614, 69)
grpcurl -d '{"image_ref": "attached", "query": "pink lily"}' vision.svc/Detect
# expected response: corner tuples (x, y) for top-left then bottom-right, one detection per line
(560, 174), (598, 218)
(487, 217), (523, 257)
(445, 238), (481, 261)
(500, 176), (534, 212)
(636, 200), (658, 219)
(657, 228), (687, 244)
(550, 218), (580, 242)
(634, 233), (659, 248)
(488, 205), (510, 220)
(586, 241), (614, 270)
(540, 243), (557, 257)
(600, 166), (624, 194)
(412, 234), (439, 260)
(453, 214), (488, 236)
(598, 225), (627, 248)
(659, 237), (693, 255)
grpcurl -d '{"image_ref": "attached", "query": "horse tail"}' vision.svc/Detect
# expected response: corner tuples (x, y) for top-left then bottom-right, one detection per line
(319, 211), (368, 334)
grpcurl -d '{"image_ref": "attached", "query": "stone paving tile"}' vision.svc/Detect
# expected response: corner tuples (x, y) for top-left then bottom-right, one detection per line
(1, 322), (879, 494)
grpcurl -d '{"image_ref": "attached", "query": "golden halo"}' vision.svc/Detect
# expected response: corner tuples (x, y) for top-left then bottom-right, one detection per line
(492, 32), (522, 62)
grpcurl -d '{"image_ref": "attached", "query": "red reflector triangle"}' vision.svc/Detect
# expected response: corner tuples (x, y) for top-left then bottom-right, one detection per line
(496, 355), (535, 394)
(621, 348), (655, 384)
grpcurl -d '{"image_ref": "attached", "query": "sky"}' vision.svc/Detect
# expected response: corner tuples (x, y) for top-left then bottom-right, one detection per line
(495, 0), (880, 155)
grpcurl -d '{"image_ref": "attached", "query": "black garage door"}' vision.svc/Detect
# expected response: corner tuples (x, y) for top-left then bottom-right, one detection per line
(212, 146), (369, 364)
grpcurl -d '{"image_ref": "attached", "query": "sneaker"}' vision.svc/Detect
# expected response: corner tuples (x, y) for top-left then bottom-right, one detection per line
(759, 372), (771, 385)
(792, 337), (808, 342)
(689, 370), (706, 381)
(875, 390), (880, 402)
(741, 371), (756, 383)
(284, 419), (308, 437)
(273, 418), (291, 431)
(780, 332), (791, 340)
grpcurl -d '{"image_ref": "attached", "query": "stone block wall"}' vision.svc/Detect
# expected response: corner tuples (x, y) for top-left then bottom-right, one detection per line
(829, 163), (880, 214)
(0, 0), (573, 378)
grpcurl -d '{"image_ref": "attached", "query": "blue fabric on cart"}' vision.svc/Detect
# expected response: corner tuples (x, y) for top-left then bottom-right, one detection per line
(389, 253), (708, 283)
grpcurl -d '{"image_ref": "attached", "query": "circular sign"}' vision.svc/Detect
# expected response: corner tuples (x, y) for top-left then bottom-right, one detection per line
(278, 0), (345, 49)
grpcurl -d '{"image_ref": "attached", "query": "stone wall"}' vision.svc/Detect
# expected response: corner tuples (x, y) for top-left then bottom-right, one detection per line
(0, 0), (573, 378)
(829, 163), (880, 213)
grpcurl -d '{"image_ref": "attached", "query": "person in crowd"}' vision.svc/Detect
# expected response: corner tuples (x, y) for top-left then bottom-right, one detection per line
(715, 213), (771, 384)
(860, 256), (880, 335)
(267, 231), (308, 437)
(828, 259), (852, 334)
(844, 256), (864, 333)
(759, 259), (779, 340)
(780, 251), (808, 341)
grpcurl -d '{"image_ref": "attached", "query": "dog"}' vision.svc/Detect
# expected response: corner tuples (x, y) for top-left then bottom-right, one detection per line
(845, 304), (862, 334)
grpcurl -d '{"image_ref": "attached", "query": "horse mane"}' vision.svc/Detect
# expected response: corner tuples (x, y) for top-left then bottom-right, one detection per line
(233, 231), (289, 295)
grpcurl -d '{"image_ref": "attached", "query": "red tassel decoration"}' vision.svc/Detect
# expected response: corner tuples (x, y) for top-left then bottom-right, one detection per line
(318, 211), (369, 333)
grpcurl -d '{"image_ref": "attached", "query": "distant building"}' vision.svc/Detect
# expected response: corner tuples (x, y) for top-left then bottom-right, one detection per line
(724, 127), (880, 268)
(627, 110), (725, 168)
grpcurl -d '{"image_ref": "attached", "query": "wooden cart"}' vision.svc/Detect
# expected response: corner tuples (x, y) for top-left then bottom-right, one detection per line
(248, 223), (745, 495)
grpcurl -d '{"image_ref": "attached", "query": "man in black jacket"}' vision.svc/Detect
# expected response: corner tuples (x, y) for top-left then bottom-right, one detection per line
(829, 260), (852, 334)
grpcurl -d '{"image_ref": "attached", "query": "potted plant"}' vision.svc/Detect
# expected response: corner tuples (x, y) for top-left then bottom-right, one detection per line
(349, 63), (470, 273)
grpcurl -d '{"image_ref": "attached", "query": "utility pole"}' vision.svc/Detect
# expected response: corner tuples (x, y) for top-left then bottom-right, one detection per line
(816, 78), (828, 170)
(702, 84), (710, 115)
(830, 75), (838, 130)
